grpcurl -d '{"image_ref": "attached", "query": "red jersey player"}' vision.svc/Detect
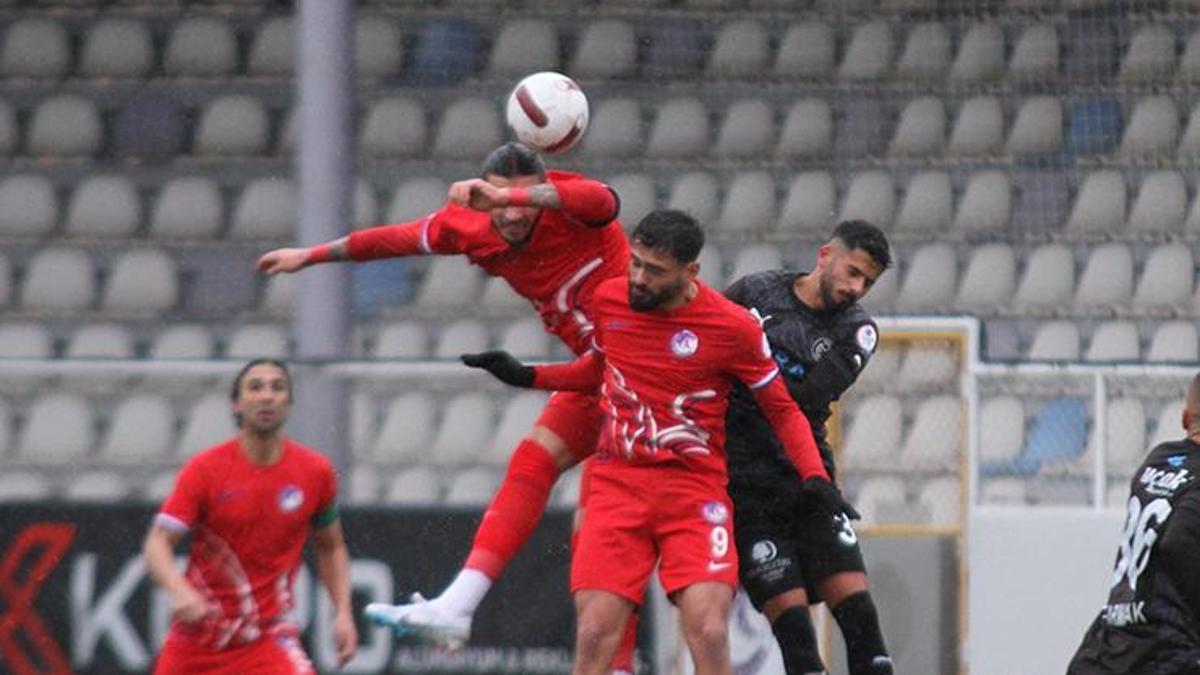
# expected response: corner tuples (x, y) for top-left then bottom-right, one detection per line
(143, 359), (357, 674)
(462, 210), (853, 675)
(257, 143), (630, 656)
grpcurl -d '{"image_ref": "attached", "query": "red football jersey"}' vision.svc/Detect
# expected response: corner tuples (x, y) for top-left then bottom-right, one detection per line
(156, 438), (338, 649)
(538, 276), (829, 485)
(347, 170), (628, 355)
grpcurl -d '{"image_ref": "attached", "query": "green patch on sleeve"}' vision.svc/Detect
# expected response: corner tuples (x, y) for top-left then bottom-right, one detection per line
(311, 504), (339, 528)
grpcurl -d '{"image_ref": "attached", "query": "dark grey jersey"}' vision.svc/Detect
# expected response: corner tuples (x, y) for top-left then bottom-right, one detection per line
(724, 270), (878, 491)
(1069, 439), (1200, 675)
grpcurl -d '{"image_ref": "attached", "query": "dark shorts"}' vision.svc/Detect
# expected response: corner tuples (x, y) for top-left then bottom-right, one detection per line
(1068, 615), (1200, 675)
(731, 481), (865, 609)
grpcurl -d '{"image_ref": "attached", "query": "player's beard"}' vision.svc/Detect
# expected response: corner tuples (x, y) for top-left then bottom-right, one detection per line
(629, 279), (684, 312)
(819, 271), (855, 312)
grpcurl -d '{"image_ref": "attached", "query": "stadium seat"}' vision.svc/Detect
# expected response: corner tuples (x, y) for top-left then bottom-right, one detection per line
(1, 18), (69, 79)
(371, 392), (436, 464)
(981, 478), (1029, 505)
(1180, 27), (1200, 82)
(0, 174), (56, 235)
(226, 324), (288, 359)
(843, 394), (902, 469)
(482, 391), (549, 465)
(952, 170), (1011, 234)
(552, 469), (582, 507)
(21, 247), (95, 311)
(581, 98), (642, 158)
(429, 392), (495, 465)
(569, 20), (635, 79)
(1005, 97), (1063, 156)
(919, 478), (961, 525)
(164, 17), (237, 77)
(195, 96), (270, 157)
(1179, 103), (1200, 158)
(479, 276), (529, 312)
(854, 343), (899, 392)
(1085, 321), (1140, 362)
(1074, 243), (1133, 312)
(696, 246), (725, 289)
(955, 243), (1016, 312)
(896, 343), (958, 390)
(230, 179), (295, 239)
(714, 99), (774, 159)
(114, 94), (187, 162)
(498, 318), (551, 359)
(345, 466), (381, 505)
(1064, 170), (1126, 237)
(1027, 321), (1081, 361)
(17, 393), (94, 465)
(1007, 397), (1088, 474)
(66, 323), (134, 359)
(1013, 244), (1075, 312)
(0, 97), (14, 156)
(729, 245), (783, 282)
(1128, 170), (1185, 234)
(1117, 97), (1179, 158)
(412, 19), (480, 84)
(980, 396), (1025, 466)
(1146, 321), (1199, 362)
(854, 477), (907, 524)
(65, 175), (141, 239)
(415, 257), (481, 309)
(0, 323), (52, 394)
(900, 396), (961, 471)
(835, 99), (888, 158)
(645, 22), (707, 78)
(0, 254), (9, 307)
(895, 171), (952, 233)
(356, 15), (403, 78)
(776, 99), (832, 158)
(605, 174), (656, 227)
(444, 468), (501, 506)
(889, 97), (945, 157)
(432, 98), (502, 159)
(27, 96), (103, 157)
(434, 318), (489, 360)
(1065, 98), (1122, 157)
(0, 471), (52, 502)
(1064, 19), (1117, 81)
(1009, 23), (1059, 82)
(353, 179), (379, 228)
(1134, 244), (1193, 312)
(709, 20), (769, 77)
(718, 172), (775, 232)
(80, 18), (152, 78)
(778, 171), (835, 233)
(838, 171), (895, 229)
(895, 243), (957, 312)
(775, 22), (834, 78)
(838, 21), (891, 81)
(950, 23), (1004, 82)
(351, 391), (375, 455)
(646, 98), (709, 158)
(488, 19), (558, 76)
(151, 324), (215, 359)
(896, 22), (950, 80)
(102, 249), (179, 313)
(373, 320), (429, 359)
(100, 394), (176, 464)
(384, 466), (442, 505)
(248, 17), (294, 76)
(175, 393), (234, 456)
(1119, 24), (1175, 82)
(947, 96), (1004, 158)
(1105, 398), (1147, 475)
(64, 471), (129, 503)
(1012, 171), (1068, 234)
(359, 97), (427, 158)
(1150, 398), (1187, 448)
(387, 178), (448, 222)
(150, 177), (223, 240)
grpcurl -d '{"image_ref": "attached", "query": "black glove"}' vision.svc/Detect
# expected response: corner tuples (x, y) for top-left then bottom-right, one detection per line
(461, 351), (535, 388)
(785, 346), (861, 413)
(800, 477), (861, 521)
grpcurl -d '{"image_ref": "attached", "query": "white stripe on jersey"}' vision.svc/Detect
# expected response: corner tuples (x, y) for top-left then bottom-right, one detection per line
(556, 256), (604, 334)
(748, 367), (780, 391)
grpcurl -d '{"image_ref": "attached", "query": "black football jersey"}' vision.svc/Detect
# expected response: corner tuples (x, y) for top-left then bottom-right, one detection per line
(1068, 438), (1200, 675)
(724, 270), (878, 491)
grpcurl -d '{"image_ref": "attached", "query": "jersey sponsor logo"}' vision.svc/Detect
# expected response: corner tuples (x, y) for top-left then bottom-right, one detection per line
(834, 512), (858, 546)
(278, 485), (305, 513)
(1138, 466), (1192, 496)
(750, 539), (778, 564)
(856, 324), (878, 353)
(669, 329), (699, 357)
(810, 336), (833, 360)
(1101, 601), (1147, 627)
(701, 501), (729, 524)
(1168, 454), (1186, 468)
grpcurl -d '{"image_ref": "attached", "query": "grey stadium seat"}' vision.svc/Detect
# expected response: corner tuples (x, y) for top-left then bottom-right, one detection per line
(150, 177), (223, 240)
(955, 243), (1016, 313)
(16, 393), (94, 465)
(102, 249), (179, 313)
(1133, 244), (1194, 312)
(889, 97), (945, 157)
(64, 471), (130, 503)
(1127, 171), (1186, 235)
(896, 344), (958, 389)
(1117, 97), (1179, 158)
(948, 96), (1004, 157)
(1005, 97), (1063, 156)
(718, 171), (776, 232)
(230, 179), (296, 239)
(150, 324), (215, 359)
(952, 170), (1011, 234)
(708, 20), (769, 78)
(163, 17), (237, 77)
(175, 393), (234, 457)
(1073, 243), (1133, 313)
(371, 392), (436, 464)
(65, 175), (141, 239)
(1085, 321), (1140, 361)
(1146, 321), (1199, 362)
(838, 21), (892, 81)
(778, 171), (835, 233)
(483, 391), (549, 465)
(0, 322), (52, 359)
(1106, 398), (1147, 475)
(838, 171), (895, 230)
(895, 171), (952, 233)
(668, 172), (719, 226)
(1180, 27), (1200, 82)
(0, 97), (14, 156)
(80, 19), (152, 78)
(0, 174), (58, 236)
(480, 276), (527, 312)
(1027, 321), (1081, 360)
(356, 15), (403, 78)
(444, 468), (501, 506)
(900, 396), (961, 471)
(775, 22), (834, 79)
(21, 247), (95, 311)
(498, 318), (551, 359)
(896, 22), (950, 81)
(0, 254), (9, 308)
(1, 18), (69, 79)
(569, 21), (635, 79)
(433, 98), (502, 159)
(980, 396), (1025, 466)
(950, 23), (1005, 82)
(433, 318), (489, 359)
(415, 257), (482, 309)
(606, 173), (656, 227)
(1178, 102), (1200, 158)
(581, 98), (642, 159)
(1064, 171), (1126, 237)
(248, 17), (294, 76)
(226, 324), (289, 359)
(27, 96), (103, 157)
(66, 323), (134, 358)
(895, 243), (957, 312)
(0, 472), (52, 503)
(714, 99), (774, 159)
(359, 97), (427, 158)
(429, 392), (495, 465)
(387, 178), (448, 222)
(843, 395), (902, 470)
(646, 98), (710, 159)
(1009, 23), (1059, 82)
(1119, 24), (1175, 82)
(488, 19), (558, 76)
(1013, 244), (1075, 312)
(194, 96), (270, 157)
(100, 394), (176, 464)
(777, 99), (832, 159)
(729, 244), (782, 282)
(384, 466), (442, 506)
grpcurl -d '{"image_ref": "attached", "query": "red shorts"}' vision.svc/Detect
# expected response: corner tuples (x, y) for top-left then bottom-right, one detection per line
(153, 623), (314, 675)
(571, 461), (738, 604)
(534, 390), (604, 461)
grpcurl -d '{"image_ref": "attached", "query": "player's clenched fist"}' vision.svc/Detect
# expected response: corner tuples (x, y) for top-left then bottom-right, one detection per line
(257, 247), (310, 275)
(448, 178), (510, 211)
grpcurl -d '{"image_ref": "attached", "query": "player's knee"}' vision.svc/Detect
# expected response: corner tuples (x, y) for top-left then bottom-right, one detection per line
(682, 612), (729, 655)
(771, 605), (825, 674)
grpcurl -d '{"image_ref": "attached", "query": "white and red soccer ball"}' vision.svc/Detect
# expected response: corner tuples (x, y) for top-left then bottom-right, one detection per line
(505, 71), (589, 154)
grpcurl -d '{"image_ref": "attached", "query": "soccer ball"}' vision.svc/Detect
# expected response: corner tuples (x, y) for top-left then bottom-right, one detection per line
(505, 71), (589, 154)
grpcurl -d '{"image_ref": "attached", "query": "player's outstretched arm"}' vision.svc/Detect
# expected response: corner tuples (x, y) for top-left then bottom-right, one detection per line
(257, 237), (350, 275)
(143, 523), (221, 625)
(461, 349), (605, 392)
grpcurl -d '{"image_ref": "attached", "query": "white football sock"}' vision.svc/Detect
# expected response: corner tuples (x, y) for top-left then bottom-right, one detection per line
(434, 569), (492, 617)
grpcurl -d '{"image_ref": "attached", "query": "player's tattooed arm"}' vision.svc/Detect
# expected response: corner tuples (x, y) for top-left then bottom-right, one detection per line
(522, 183), (562, 209)
(257, 237), (349, 275)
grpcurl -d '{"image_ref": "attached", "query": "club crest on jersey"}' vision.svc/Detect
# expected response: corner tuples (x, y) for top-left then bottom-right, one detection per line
(1168, 454), (1186, 468)
(278, 485), (304, 513)
(701, 501), (728, 524)
(856, 324), (878, 353)
(751, 540), (778, 564)
(811, 337), (833, 360)
(670, 329), (699, 357)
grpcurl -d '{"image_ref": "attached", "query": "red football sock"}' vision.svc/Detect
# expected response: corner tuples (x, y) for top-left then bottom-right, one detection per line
(612, 610), (638, 673)
(464, 439), (560, 579)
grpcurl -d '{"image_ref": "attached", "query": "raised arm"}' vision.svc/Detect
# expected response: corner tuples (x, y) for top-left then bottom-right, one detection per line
(449, 174), (618, 227)
(257, 219), (433, 275)
(461, 350), (605, 392)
